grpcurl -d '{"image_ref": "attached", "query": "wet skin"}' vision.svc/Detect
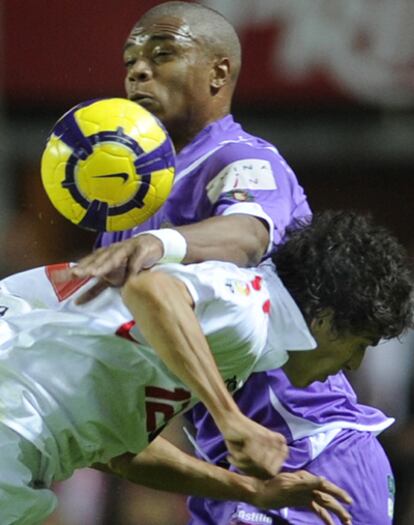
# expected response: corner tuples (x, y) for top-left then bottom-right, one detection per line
(123, 15), (224, 151)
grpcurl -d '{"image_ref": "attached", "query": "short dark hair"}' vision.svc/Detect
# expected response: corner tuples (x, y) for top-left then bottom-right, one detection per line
(137, 1), (242, 83)
(272, 210), (413, 340)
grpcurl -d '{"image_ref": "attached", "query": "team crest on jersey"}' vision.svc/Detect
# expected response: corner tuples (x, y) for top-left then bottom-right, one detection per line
(224, 190), (255, 202)
(225, 279), (251, 296)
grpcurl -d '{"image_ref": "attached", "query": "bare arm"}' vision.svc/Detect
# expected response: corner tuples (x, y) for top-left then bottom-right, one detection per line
(121, 269), (287, 479)
(96, 437), (256, 501)
(178, 214), (269, 266)
(66, 214), (269, 299)
(94, 437), (352, 525)
(121, 270), (239, 424)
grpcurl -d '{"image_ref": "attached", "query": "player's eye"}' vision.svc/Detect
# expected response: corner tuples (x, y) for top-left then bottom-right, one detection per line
(123, 58), (135, 68)
(152, 48), (173, 61)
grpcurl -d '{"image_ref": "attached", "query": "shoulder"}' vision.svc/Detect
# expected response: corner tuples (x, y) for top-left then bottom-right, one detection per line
(154, 262), (268, 308)
(208, 137), (286, 170)
(202, 135), (297, 192)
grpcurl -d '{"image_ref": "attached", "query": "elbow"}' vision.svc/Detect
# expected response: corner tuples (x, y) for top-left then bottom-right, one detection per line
(245, 217), (270, 266)
(121, 271), (163, 311)
(122, 270), (190, 316)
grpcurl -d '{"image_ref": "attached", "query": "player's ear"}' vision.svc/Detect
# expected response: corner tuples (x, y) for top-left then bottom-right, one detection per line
(210, 57), (230, 92)
(310, 310), (334, 334)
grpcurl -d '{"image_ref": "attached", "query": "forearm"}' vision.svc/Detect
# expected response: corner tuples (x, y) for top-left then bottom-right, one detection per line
(176, 214), (269, 267)
(122, 271), (240, 425)
(98, 438), (354, 523)
(103, 437), (257, 502)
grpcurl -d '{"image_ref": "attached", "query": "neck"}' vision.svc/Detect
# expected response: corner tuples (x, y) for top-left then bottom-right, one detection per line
(281, 353), (311, 388)
(171, 106), (231, 153)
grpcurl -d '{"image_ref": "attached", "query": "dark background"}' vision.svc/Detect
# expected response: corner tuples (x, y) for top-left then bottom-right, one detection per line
(1, 1), (413, 523)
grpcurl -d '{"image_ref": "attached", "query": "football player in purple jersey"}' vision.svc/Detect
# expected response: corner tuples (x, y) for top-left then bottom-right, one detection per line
(66, 2), (408, 523)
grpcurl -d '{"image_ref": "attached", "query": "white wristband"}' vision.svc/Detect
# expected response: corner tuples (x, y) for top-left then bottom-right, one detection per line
(136, 229), (187, 263)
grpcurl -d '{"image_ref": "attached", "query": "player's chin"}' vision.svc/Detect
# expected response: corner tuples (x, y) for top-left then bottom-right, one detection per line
(132, 97), (161, 115)
(289, 376), (313, 388)
(292, 373), (329, 388)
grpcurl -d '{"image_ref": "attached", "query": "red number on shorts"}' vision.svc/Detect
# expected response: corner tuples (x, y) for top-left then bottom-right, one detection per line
(145, 386), (191, 433)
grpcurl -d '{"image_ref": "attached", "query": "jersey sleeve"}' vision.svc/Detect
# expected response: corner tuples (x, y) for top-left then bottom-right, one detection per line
(0, 263), (95, 312)
(151, 261), (270, 327)
(0, 266), (63, 313)
(150, 261), (231, 307)
(204, 142), (312, 253)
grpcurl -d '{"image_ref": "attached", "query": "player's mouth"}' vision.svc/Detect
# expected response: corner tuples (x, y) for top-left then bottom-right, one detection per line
(130, 93), (156, 108)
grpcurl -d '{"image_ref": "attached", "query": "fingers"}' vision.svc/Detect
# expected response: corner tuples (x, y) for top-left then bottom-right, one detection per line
(310, 500), (335, 525)
(51, 268), (73, 283)
(69, 236), (163, 281)
(315, 477), (353, 505)
(311, 494), (353, 525)
(75, 280), (110, 305)
(72, 244), (130, 279)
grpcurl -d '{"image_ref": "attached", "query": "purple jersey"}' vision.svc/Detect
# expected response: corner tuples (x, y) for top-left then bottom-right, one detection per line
(98, 115), (310, 249)
(186, 370), (393, 525)
(187, 369), (392, 469)
(98, 115), (393, 524)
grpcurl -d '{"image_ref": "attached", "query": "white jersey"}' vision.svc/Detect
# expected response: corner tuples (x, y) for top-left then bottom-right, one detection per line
(0, 261), (270, 485)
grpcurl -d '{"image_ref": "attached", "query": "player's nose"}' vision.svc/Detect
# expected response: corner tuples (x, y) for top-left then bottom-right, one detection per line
(128, 59), (153, 82)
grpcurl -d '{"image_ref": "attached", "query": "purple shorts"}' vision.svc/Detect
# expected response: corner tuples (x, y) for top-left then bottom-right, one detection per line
(187, 430), (395, 525)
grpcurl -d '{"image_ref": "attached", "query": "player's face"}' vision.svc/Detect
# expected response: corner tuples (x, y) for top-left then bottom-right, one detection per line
(283, 315), (378, 387)
(123, 15), (214, 145)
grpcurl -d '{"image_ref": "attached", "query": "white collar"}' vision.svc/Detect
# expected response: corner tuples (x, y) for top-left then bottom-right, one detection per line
(253, 260), (317, 372)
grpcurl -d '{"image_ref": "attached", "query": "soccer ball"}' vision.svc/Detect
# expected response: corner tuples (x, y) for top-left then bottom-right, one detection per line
(41, 98), (175, 232)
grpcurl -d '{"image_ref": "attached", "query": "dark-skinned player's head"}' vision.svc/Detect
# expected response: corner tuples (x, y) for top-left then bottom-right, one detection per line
(273, 210), (413, 386)
(123, 1), (241, 150)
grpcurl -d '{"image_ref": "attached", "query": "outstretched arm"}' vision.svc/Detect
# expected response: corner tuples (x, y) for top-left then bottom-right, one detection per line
(95, 436), (352, 525)
(121, 269), (287, 479)
(65, 214), (269, 304)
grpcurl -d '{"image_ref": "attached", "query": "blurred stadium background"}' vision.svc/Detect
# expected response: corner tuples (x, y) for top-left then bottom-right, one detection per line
(1, 1), (414, 523)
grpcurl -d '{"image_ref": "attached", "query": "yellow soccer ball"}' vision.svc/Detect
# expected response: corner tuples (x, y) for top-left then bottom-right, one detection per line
(41, 98), (175, 231)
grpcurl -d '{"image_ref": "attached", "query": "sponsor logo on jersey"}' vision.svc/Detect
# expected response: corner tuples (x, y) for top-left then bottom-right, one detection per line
(225, 279), (251, 296)
(206, 159), (277, 203)
(231, 509), (273, 524)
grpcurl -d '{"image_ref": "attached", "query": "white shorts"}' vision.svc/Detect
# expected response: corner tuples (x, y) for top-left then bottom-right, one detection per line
(0, 423), (57, 525)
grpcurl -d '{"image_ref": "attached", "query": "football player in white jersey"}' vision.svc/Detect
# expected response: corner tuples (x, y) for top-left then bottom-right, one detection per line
(0, 210), (412, 525)
(0, 258), (349, 525)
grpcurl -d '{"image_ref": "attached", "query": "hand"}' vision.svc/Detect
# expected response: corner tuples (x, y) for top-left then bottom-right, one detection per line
(58, 235), (164, 304)
(252, 470), (353, 525)
(221, 414), (288, 479)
